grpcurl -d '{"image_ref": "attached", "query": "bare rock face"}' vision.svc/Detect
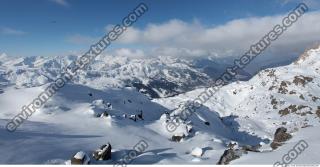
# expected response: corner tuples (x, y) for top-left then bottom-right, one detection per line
(293, 75), (313, 87)
(71, 151), (90, 165)
(217, 148), (242, 165)
(316, 106), (320, 118)
(217, 143), (262, 164)
(270, 127), (292, 150)
(92, 143), (112, 161)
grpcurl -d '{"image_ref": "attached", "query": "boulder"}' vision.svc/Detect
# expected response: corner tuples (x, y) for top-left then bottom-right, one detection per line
(217, 148), (242, 165)
(71, 151), (90, 165)
(171, 134), (185, 142)
(274, 127), (292, 142)
(92, 143), (112, 161)
(137, 110), (144, 120)
(270, 127), (292, 149)
(316, 106), (320, 118)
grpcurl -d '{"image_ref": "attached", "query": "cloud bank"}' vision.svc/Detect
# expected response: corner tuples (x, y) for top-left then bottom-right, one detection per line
(112, 11), (320, 59)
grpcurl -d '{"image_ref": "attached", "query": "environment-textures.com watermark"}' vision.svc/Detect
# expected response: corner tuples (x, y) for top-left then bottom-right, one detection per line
(114, 140), (149, 167)
(274, 140), (309, 167)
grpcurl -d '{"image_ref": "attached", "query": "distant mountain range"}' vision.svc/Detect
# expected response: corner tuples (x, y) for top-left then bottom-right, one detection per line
(0, 53), (251, 98)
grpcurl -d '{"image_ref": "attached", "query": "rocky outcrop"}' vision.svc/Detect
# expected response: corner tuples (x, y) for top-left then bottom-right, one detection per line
(293, 75), (313, 87)
(171, 134), (185, 142)
(270, 127), (292, 150)
(279, 105), (312, 116)
(92, 143), (112, 161)
(316, 106), (320, 118)
(71, 151), (90, 165)
(217, 148), (242, 165)
(217, 143), (262, 164)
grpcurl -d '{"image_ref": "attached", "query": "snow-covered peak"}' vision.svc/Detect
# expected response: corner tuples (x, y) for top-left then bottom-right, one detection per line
(0, 54), (218, 97)
(294, 45), (320, 66)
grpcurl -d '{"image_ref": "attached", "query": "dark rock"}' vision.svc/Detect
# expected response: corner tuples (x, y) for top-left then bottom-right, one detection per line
(137, 110), (144, 120)
(270, 142), (283, 150)
(316, 106), (320, 118)
(171, 134), (185, 142)
(92, 143), (112, 161)
(204, 122), (210, 126)
(293, 75), (313, 87)
(217, 148), (242, 165)
(101, 111), (109, 117)
(270, 127), (292, 150)
(71, 151), (90, 165)
(274, 127), (292, 142)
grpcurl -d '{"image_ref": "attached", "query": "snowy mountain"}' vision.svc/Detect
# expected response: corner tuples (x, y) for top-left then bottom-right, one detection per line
(153, 45), (320, 164)
(0, 46), (319, 164)
(0, 53), (253, 98)
(0, 54), (220, 98)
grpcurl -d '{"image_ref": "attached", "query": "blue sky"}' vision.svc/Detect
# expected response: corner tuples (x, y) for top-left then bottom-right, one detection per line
(0, 0), (319, 57)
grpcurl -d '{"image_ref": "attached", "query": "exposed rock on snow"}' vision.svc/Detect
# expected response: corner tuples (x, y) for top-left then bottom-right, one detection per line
(270, 127), (292, 150)
(1, 45), (320, 164)
(71, 151), (90, 165)
(92, 143), (112, 161)
(316, 106), (320, 118)
(292, 75), (313, 87)
(171, 134), (185, 142)
(217, 148), (243, 165)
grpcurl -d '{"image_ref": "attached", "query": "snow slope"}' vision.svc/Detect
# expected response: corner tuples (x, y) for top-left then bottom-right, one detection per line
(152, 45), (320, 164)
(0, 83), (263, 164)
(0, 46), (319, 164)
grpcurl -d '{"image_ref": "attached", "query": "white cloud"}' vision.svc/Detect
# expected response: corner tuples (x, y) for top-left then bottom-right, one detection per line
(50, 0), (69, 7)
(0, 27), (26, 35)
(114, 11), (320, 59)
(113, 48), (145, 58)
